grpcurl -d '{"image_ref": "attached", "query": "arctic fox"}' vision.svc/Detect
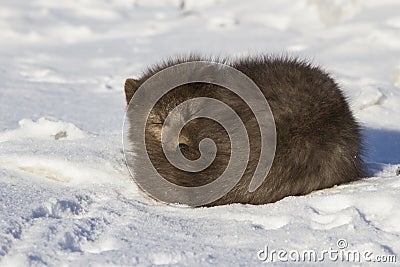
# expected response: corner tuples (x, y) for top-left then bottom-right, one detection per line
(124, 55), (364, 206)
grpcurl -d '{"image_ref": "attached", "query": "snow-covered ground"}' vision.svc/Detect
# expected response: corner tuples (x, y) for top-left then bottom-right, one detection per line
(1, 0), (400, 265)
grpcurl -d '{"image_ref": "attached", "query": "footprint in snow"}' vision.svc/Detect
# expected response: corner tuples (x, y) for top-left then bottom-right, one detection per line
(0, 156), (118, 184)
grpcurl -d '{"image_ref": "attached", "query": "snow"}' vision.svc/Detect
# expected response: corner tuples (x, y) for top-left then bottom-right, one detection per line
(0, 0), (399, 265)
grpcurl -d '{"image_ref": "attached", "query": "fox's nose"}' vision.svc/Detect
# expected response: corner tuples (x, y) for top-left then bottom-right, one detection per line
(178, 143), (189, 151)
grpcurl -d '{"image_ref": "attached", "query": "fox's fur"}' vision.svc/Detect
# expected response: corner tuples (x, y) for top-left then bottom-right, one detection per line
(124, 55), (365, 206)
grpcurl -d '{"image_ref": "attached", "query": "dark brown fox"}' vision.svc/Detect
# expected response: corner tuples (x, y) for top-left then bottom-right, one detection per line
(124, 55), (364, 206)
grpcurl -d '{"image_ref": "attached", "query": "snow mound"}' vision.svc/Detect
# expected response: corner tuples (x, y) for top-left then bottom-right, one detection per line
(0, 117), (87, 142)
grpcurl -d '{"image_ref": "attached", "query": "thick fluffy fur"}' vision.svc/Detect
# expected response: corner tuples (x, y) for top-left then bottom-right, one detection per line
(125, 55), (364, 206)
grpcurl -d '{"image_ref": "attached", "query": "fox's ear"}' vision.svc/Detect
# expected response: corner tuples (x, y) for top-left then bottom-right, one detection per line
(124, 78), (140, 104)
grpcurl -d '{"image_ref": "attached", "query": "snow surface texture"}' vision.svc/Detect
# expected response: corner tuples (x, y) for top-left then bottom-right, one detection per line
(1, 0), (400, 266)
